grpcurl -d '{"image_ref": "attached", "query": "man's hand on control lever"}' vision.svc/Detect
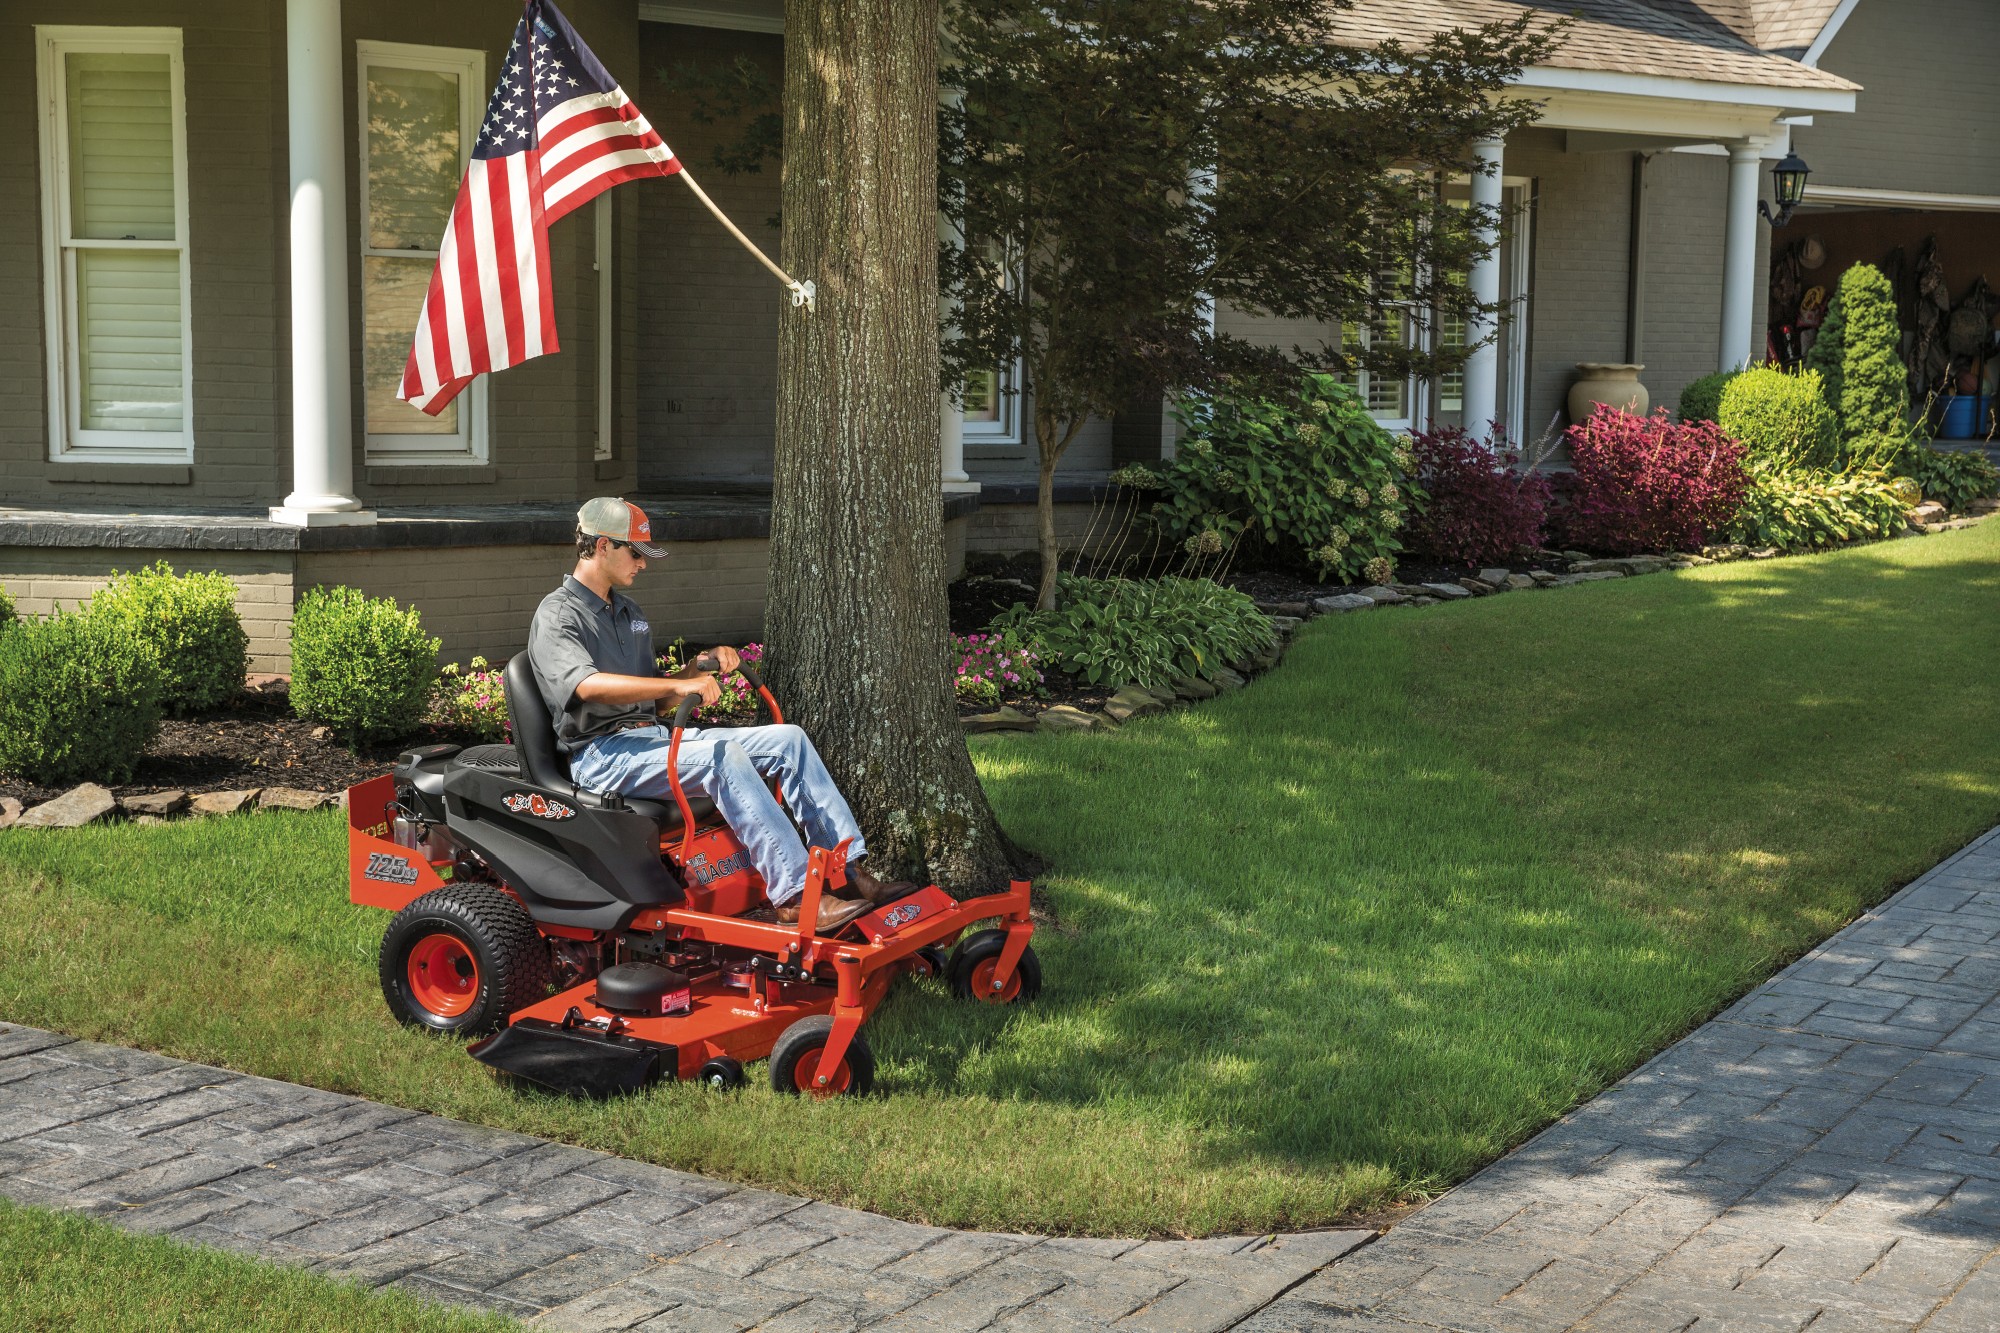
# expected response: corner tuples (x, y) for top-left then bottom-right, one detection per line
(663, 646), (741, 713)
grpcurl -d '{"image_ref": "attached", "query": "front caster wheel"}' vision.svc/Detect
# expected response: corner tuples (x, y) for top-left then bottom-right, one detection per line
(769, 1016), (874, 1097)
(947, 930), (1041, 1005)
(698, 1056), (746, 1091)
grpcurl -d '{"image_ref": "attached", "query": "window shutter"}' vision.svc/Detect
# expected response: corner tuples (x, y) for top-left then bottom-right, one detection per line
(75, 249), (183, 432)
(65, 52), (176, 242)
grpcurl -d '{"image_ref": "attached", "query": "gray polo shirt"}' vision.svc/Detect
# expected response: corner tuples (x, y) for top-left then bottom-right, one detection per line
(528, 575), (660, 754)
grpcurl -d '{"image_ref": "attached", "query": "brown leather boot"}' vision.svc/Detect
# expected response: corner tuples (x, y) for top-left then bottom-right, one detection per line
(774, 895), (871, 933)
(844, 863), (919, 906)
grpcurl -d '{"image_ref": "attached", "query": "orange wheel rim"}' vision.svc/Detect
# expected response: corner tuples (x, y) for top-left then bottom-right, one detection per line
(969, 957), (1021, 1004)
(407, 933), (478, 1017)
(793, 1048), (852, 1095)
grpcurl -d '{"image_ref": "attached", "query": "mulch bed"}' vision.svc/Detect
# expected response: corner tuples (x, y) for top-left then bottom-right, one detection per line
(0, 684), (424, 807)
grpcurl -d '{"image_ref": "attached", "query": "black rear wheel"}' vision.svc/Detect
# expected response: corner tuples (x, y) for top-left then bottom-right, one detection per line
(380, 885), (551, 1036)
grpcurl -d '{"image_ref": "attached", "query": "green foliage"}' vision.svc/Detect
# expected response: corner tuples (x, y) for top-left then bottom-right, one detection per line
(939, 0), (1552, 604)
(0, 583), (14, 633)
(289, 586), (440, 746)
(1834, 264), (1910, 453)
(994, 574), (1274, 688)
(1677, 370), (1738, 424)
(1911, 447), (2000, 512)
(1131, 374), (1418, 581)
(86, 560), (248, 715)
(1728, 460), (1910, 551)
(1803, 282), (1846, 413)
(0, 608), (161, 785)
(1718, 366), (1839, 469)
(431, 656), (508, 743)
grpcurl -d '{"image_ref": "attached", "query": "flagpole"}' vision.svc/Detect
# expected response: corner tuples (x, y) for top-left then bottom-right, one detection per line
(675, 167), (816, 311)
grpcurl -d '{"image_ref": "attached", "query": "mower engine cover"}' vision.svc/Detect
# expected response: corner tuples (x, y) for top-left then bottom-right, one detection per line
(594, 961), (692, 1016)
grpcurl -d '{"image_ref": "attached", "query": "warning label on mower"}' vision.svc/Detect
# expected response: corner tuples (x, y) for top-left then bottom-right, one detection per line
(363, 852), (421, 885)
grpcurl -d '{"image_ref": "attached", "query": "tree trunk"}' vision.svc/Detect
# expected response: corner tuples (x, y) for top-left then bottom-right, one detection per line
(1035, 447), (1060, 611)
(768, 0), (1019, 891)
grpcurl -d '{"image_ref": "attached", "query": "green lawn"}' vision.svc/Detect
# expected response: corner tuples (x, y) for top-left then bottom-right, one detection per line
(2, 524), (1997, 1237)
(0, 1198), (515, 1331)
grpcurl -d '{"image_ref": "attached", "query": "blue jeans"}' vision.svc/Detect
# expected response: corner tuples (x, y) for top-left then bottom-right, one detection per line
(568, 723), (867, 906)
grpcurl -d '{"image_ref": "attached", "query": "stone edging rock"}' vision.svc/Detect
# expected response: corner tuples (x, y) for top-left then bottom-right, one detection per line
(0, 783), (345, 832)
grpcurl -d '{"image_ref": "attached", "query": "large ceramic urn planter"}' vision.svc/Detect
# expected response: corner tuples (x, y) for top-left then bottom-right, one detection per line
(1568, 363), (1650, 423)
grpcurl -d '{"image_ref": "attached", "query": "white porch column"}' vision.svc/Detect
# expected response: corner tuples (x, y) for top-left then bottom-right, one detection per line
(272, 0), (372, 526)
(1718, 141), (1764, 374)
(1461, 135), (1505, 438)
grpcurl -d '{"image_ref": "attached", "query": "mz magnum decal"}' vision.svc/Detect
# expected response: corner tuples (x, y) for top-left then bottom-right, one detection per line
(363, 852), (421, 885)
(503, 791), (577, 820)
(687, 849), (752, 886)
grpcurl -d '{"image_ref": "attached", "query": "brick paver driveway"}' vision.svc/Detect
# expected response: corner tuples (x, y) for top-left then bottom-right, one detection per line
(5, 826), (2000, 1330)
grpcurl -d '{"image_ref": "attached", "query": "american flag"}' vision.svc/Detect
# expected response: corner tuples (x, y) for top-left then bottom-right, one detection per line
(398, 0), (679, 415)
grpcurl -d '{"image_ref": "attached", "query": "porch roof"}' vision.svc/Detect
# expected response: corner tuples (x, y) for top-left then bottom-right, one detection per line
(1338, 0), (1857, 94)
(0, 491), (984, 554)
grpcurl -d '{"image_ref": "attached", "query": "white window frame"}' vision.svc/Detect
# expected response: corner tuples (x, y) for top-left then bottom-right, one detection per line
(36, 26), (195, 464)
(357, 39), (488, 465)
(962, 240), (1025, 446)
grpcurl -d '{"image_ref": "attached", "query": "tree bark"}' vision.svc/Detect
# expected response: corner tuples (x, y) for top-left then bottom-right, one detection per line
(768, 0), (1019, 891)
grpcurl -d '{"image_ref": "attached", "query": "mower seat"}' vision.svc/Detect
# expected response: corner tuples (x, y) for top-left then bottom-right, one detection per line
(501, 652), (714, 834)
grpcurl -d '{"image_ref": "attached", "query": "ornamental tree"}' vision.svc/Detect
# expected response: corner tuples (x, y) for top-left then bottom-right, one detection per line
(1832, 264), (1910, 457)
(941, 0), (1554, 607)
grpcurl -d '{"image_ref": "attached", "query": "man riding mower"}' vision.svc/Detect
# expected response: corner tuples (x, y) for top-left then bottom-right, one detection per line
(346, 498), (1039, 1098)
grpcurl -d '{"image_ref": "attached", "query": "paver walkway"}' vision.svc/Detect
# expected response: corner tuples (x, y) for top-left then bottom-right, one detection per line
(0, 1030), (1367, 1330)
(1247, 824), (2000, 1331)
(6, 826), (2000, 1330)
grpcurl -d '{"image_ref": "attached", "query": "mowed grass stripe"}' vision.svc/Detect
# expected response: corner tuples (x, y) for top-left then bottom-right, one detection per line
(2, 523), (1996, 1236)
(0, 1198), (517, 1332)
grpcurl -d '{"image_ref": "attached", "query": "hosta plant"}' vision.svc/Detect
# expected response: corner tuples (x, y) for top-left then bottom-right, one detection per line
(1729, 461), (1911, 551)
(995, 574), (1274, 689)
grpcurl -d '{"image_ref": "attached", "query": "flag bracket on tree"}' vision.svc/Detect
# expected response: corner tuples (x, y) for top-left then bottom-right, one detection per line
(397, 0), (808, 417)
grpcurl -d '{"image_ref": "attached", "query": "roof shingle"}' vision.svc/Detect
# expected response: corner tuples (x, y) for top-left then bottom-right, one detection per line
(1337, 0), (1857, 93)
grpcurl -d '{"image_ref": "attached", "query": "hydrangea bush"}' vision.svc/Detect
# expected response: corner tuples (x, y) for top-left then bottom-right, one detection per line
(1121, 373), (1418, 581)
(1560, 405), (1750, 555)
(1402, 425), (1551, 566)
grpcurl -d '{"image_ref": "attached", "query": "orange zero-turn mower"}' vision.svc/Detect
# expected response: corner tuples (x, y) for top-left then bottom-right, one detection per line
(346, 652), (1038, 1098)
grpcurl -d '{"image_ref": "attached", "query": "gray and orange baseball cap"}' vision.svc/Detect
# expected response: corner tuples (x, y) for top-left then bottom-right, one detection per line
(577, 497), (667, 558)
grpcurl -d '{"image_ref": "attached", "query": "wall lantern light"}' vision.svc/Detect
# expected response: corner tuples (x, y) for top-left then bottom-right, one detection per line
(1759, 152), (1811, 227)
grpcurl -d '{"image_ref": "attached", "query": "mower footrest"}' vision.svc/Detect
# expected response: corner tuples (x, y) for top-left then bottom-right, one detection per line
(469, 1018), (676, 1099)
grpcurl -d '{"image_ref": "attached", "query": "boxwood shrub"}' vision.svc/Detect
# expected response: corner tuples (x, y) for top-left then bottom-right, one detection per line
(290, 586), (441, 746)
(0, 608), (162, 785)
(87, 561), (248, 714)
(1718, 367), (1839, 470)
(0, 584), (14, 633)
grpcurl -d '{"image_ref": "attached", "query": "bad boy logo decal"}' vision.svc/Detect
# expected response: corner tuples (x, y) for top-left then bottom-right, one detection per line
(881, 902), (923, 930)
(503, 791), (577, 820)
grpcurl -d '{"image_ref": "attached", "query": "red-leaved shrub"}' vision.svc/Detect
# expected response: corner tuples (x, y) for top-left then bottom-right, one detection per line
(1404, 426), (1551, 565)
(1560, 405), (1749, 554)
